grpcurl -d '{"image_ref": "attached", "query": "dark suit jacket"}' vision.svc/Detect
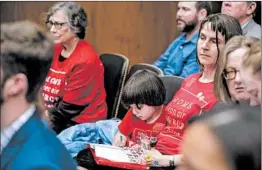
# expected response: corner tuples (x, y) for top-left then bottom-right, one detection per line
(0, 109), (77, 170)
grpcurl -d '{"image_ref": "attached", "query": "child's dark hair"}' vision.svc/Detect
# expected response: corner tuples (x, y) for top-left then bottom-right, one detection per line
(121, 69), (166, 109)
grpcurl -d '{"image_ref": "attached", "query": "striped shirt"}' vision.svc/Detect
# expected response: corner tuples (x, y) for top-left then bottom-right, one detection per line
(1, 105), (36, 154)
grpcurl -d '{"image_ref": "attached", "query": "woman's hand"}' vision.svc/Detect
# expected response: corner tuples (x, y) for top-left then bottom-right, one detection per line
(113, 131), (127, 147)
(144, 149), (183, 167)
(144, 148), (169, 167)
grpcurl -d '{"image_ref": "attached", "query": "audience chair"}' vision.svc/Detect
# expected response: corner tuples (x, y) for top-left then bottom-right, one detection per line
(126, 63), (164, 81)
(116, 63), (164, 119)
(100, 53), (129, 119)
(160, 75), (184, 105)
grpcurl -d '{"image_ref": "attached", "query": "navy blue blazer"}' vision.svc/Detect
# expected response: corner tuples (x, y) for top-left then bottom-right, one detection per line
(0, 109), (77, 170)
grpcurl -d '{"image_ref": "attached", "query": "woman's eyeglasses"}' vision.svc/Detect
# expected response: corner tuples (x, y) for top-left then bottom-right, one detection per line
(46, 21), (67, 30)
(223, 67), (240, 80)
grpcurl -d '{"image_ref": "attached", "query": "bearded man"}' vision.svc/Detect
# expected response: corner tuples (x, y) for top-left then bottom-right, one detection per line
(154, 2), (212, 77)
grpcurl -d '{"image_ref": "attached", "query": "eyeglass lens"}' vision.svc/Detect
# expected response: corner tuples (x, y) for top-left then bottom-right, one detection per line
(46, 21), (66, 29)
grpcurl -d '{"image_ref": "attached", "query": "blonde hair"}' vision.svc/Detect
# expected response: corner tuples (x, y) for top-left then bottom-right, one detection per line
(214, 36), (259, 103)
(242, 41), (261, 78)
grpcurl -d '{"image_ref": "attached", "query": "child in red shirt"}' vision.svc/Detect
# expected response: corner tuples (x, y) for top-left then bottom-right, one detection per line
(113, 70), (167, 147)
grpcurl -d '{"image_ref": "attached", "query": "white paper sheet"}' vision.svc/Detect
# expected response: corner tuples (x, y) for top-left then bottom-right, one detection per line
(91, 144), (132, 163)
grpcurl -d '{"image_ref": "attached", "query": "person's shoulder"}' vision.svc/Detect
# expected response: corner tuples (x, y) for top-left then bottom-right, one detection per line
(35, 129), (77, 167)
(245, 20), (261, 39)
(190, 32), (199, 43)
(183, 72), (201, 82)
(12, 151), (77, 170)
(162, 106), (170, 115)
(171, 73), (200, 91)
(54, 43), (62, 49)
(175, 33), (186, 41)
(125, 108), (138, 122)
(74, 40), (99, 62)
(250, 19), (261, 29)
(248, 21), (261, 34)
(77, 40), (97, 54)
(159, 107), (168, 121)
(54, 43), (63, 54)
(168, 33), (186, 45)
(21, 118), (68, 152)
(13, 126), (77, 169)
(26, 124), (67, 151)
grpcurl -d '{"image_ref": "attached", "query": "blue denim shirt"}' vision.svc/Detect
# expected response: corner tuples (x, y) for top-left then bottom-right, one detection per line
(153, 33), (200, 77)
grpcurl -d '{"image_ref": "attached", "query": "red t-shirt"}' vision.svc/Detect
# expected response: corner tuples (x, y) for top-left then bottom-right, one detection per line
(118, 107), (167, 145)
(42, 40), (107, 123)
(156, 73), (218, 154)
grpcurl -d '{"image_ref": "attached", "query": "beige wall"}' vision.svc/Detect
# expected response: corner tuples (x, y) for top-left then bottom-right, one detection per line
(1, 1), (179, 65)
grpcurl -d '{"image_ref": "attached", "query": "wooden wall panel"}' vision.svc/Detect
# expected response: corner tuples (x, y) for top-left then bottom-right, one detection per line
(0, 1), (179, 65)
(1, 2), (54, 27)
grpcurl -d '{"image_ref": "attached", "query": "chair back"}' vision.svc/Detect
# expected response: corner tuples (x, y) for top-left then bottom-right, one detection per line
(126, 63), (163, 81)
(100, 53), (129, 119)
(160, 75), (184, 105)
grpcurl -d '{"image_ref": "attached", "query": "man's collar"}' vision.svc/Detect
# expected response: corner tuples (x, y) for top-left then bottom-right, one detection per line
(241, 18), (253, 29)
(1, 105), (36, 153)
(241, 18), (257, 35)
(190, 33), (199, 43)
(180, 32), (199, 44)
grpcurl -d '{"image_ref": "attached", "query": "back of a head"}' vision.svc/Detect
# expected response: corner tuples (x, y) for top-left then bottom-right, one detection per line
(1, 20), (53, 102)
(195, 2), (212, 16)
(121, 69), (166, 108)
(223, 36), (259, 54)
(242, 40), (261, 77)
(192, 106), (261, 170)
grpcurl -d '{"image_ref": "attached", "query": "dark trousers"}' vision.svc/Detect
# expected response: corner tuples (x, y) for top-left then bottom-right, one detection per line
(52, 119), (78, 134)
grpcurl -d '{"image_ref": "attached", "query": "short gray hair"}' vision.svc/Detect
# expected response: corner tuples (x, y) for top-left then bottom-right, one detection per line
(46, 2), (87, 39)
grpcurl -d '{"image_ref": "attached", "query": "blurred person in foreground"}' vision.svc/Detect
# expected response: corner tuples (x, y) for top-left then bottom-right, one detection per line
(240, 40), (261, 105)
(0, 20), (77, 170)
(178, 106), (261, 170)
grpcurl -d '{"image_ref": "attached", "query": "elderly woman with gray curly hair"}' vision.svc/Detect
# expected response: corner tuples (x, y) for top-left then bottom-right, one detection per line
(42, 2), (107, 134)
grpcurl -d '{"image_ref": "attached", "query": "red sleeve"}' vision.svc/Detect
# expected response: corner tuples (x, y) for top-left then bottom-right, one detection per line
(63, 62), (99, 105)
(118, 109), (134, 136)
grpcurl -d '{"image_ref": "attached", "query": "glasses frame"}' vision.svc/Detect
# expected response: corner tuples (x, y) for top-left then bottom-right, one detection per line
(46, 21), (67, 30)
(223, 67), (240, 80)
